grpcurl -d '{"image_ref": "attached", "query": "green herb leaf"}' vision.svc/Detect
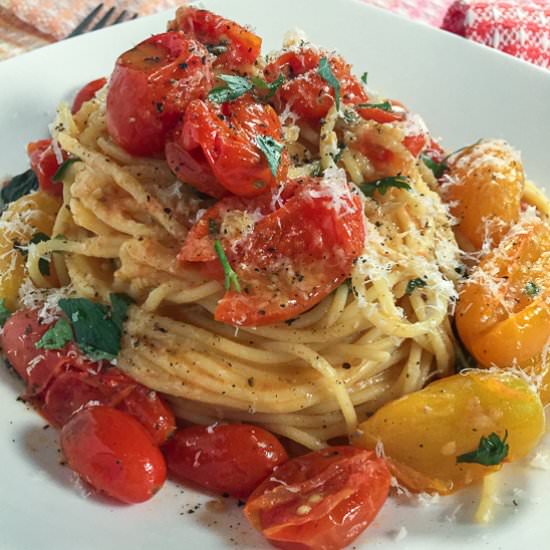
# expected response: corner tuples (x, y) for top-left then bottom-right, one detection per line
(14, 232), (51, 276)
(405, 278), (427, 295)
(1, 169), (38, 210)
(256, 135), (284, 177)
(318, 57), (341, 111)
(0, 299), (11, 327)
(456, 431), (509, 466)
(361, 72), (368, 85)
(251, 74), (285, 99)
(331, 147), (345, 164)
(52, 157), (81, 182)
(58, 298), (123, 361)
(110, 293), (133, 332)
(35, 318), (73, 350)
(421, 154), (448, 179)
(360, 176), (411, 198)
(208, 218), (220, 235)
(214, 240), (241, 293)
(356, 101), (393, 112)
(524, 281), (541, 297)
(208, 74), (254, 103)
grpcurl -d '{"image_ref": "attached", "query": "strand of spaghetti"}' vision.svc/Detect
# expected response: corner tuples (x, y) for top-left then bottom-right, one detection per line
(523, 180), (550, 218)
(321, 284), (349, 328)
(264, 424), (325, 450)
(143, 280), (221, 311)
(319, 105), (339, 171)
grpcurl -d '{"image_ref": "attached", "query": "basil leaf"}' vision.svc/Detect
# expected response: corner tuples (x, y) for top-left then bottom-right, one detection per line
(0, 299), (11, 327)
(524, 281), (541, 297)
(35, 318), (73, 350)
(1, 169), (38, 210)
(405, 278), (427, 295)
(251, 74), (285, 99)
(361, 72), (368, 85)
(208, 74), (254, 103)
(356, 101), (393, 112)
(214, 240), (241, 293)
(360, 176), (411, 198)
(456, 431), (509, 466)
(318, 57), (341, 111)
(256, 135), (284, 177)
(52, 157), (81, 182)
(421, 154), (447, 179)
(58, 298), (122, 361)
(110, 293), (133, 332)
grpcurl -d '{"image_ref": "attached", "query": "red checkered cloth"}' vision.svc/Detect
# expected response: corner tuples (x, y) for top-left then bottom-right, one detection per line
(442, 1), (550, 69)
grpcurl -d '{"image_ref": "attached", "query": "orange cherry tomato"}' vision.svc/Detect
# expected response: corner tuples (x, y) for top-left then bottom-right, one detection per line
(168, 6), (261, 69)
(264, 48), (366, 120)
(179, 176), (365, 326)
(168, 95), (288, 198)
(71, 77), (107, 114)
(244, 446), (391, 550)
(456, 216), (550, 369)
(106, 32), (214, 156)
(163, 424), (288, 499)
(61, 406), (166, 504)
(27, 139), (65, 196)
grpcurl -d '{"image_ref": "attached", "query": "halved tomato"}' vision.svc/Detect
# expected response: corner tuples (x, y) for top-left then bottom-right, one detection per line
(27, 139), (65, 196)
(71, 77), (107, 114)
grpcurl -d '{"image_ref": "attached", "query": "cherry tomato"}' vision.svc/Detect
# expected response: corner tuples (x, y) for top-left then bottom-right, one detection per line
(168, 6), (261, 69)
(179, 176), (365, 326)
(264, 49), (366, 120)
(356, 104), (404, 124)
(61, 406), (166, 504)
(106, 32), (214, 156)
(163, 424), (288, 499)
(244, 446), (391, 550)
(168, 95), (288, 198)
(402, 133), (428, 158)
(27, 139), (65, 196)
(71, 77), (107, 114)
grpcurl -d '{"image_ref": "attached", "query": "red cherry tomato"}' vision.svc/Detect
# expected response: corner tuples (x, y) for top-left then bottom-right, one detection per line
(27, 139), (65, 196)
(163, 424), (288, 499)
(106, 32), (214, 156)
(71, 77), (107, 114)
(167, 95), (288, 198)
(168, 6), (261, 69)
(179, 176), (365, 326)
(61, 406), (166, 504)
(244, 446), (391, 550)
(403, 134), (428, 158)
(264, 49), (366, 120)
(357, 104), (404, 124)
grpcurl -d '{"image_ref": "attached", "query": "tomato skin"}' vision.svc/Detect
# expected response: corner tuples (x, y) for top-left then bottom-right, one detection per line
(27, 139), (64, 196)
(265, 49), (366, 120)
(71, 77), (107, 114)
(106, 32), (214, 156)
(169, 95), (288, 198)
(168, 6), (261, 69)
(163, 424), (288, 499)
(179, 176), (365, 326)
(61, 406), (166, 504)
(244, 446), (390, 550)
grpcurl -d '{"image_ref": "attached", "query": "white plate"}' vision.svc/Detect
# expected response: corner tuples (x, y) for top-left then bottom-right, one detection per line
(1, 1), (550, 549)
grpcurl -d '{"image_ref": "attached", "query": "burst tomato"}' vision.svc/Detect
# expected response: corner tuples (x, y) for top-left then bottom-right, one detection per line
(163, 424), (288, 499)
(167, 95), (288, 198)
(244, 446), (391, 550)
(168, 6), (261, 69)
(106, 32), (214, 156)
(264, 49), (366, 120)
(61, 406), (166, 504)
(179, 175), (365, 326)
(27, 139), (65, 196)
(71, 77), (107, 114)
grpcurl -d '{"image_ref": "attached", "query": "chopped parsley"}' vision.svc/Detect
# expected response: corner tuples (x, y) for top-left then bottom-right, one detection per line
(357, 101), (393, 112)
(405, 278), (427, 295)
(0, 299), (11, 327)
(421, 139), (483, 179)
(256, 135), (284, 177)
(456, 431), (509, 466)
(214, 239), (241, 293)
(318, 57), (341, 111)
(524, 281), (540, 297)
(359, 175), (411, 198)
(52, 157), (81, 182)
(251, 74), (285, 99)
(1, 169), (38, 210)
(208, 74), (254, 103)
(35, 318), (73, 350)
(361, 72), (368, 85)
(14, 232), (51, 276)
(58, 293), (132, 362)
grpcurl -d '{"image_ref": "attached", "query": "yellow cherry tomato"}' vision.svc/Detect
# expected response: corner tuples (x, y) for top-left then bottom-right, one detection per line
(456, 216), (550, 371)
(444, 139), (524, 251)
(354, 371), (544, 495)
(0, 191), (61, 309)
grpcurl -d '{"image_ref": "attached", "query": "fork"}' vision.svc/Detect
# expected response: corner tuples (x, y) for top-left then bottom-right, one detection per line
(68, 3), (138, 38)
